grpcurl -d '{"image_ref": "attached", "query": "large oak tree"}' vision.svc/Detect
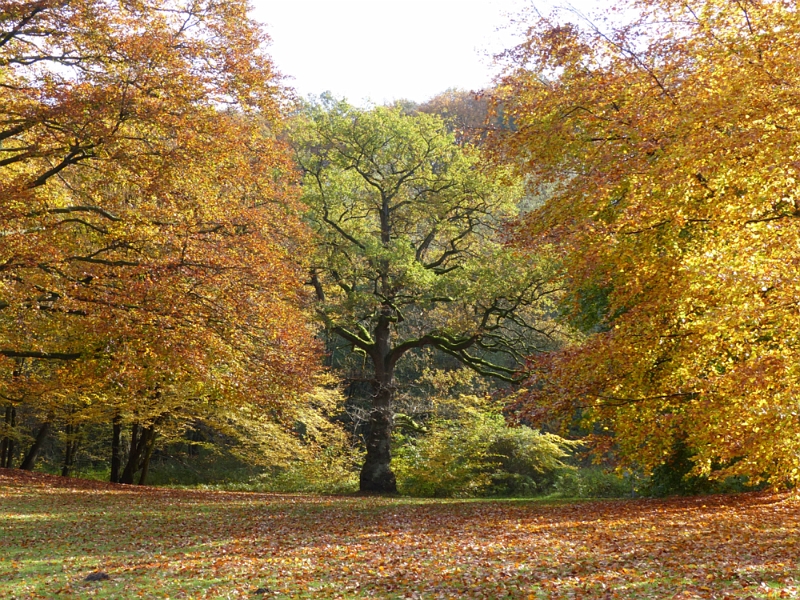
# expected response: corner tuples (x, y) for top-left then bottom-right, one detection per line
(292, 97), (561, 492)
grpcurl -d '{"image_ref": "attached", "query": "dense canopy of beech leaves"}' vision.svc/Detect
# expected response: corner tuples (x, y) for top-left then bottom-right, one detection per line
(492, 0), (800, 485)
(0, 0), (319, 454)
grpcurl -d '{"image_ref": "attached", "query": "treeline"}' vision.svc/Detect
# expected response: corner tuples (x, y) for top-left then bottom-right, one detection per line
(3, 0), (800, 494)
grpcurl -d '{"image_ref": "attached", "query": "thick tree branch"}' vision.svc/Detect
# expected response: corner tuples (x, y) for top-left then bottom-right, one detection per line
(0, 349), (82, 360)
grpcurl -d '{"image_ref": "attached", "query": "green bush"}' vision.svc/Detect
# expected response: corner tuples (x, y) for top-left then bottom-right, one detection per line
(553, 467), (635, 498)
(393, 397), (578, 497)
(488, 425), (580, 495)
(638, 441), (764, 497)
(251, 449), (361, 494)
(393, 407), (497, 497)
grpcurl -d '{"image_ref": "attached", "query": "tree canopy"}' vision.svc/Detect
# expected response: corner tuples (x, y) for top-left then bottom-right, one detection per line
(292, 96), (562, 491)
(491, 0), (800, 485)
(0, 0), (319, 478)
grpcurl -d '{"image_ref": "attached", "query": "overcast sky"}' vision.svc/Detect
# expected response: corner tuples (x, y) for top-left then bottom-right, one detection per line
(250, 1), (602, 105)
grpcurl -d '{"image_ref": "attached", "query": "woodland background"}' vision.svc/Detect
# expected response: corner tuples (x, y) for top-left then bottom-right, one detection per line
(1, 0), (799, 500)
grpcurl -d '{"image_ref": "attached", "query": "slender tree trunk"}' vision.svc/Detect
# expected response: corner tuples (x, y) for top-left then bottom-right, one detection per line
(61, 423), (79, 477)
(120, 421), (160, 485)
(6, 406), (15, 468)
(61, 423), (72, 476)
(187, 426), (202, 457)
(1, 405), (11, 467)
(110, 415), (121, 483)
(19, 419), (50, 470)
(130, 422), (139, 459)
(359, 371), (398, 493)
(137, 426), (156, 485)
(4, 360), (22, 468)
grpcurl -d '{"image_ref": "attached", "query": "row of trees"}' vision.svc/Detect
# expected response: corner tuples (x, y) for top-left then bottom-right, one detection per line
(3, 0), (799, 492)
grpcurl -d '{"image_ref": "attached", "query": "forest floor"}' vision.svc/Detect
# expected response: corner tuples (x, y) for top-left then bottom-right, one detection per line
(1, 468), (799, 599)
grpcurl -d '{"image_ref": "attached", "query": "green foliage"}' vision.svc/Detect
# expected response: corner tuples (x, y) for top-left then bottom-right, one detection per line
(393, 395), (577, 497)
(291, 95), (562, 383)
(488, 425), (579, 496)
(393, 405), (496, 497)
(252, 449), (362, 494)
(553, 467), (635, 499)
(139, 453), (261, 487)
(638, 441), (762, 498)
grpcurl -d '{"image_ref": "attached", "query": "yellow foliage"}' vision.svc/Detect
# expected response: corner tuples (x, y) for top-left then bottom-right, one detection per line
(493, 0), (800, 485)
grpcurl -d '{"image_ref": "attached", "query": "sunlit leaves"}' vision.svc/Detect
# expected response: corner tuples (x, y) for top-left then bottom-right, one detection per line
(493, 0), (800, 485)
(292, 97), (562, 379)
(0, 1), (319, 455)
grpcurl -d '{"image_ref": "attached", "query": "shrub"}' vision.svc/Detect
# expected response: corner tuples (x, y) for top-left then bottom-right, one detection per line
(553, 467), (635, 499)
(393, 395), (578, 497)
(393, 407), (497, 497)
(638, 440), (764, 497)
(251, 445), (362, 494)
(488, 425), (580, 495)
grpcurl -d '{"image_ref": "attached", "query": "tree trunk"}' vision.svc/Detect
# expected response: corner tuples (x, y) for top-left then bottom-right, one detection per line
(4, 360), (21, 468)
(358, 299), (399, 493)
(19, 419), (50, 470)
(119, 423), (144, 484)
(1, 405), (11, 467)
(359, 377), (397, 493)
(110, 415), (121, 483)
(61, 423), (79, 477)
(120, 422), (159, 485)
(6, 406), (15, 467)
(137, 426), (156, 485)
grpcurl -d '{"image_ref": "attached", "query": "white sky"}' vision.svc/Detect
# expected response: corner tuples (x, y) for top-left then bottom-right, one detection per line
(250, 0), (602, 105)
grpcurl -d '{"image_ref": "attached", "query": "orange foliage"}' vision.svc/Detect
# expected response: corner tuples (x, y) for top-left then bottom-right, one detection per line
(0, 1), (318, 422)
(491, 0), (800, 484)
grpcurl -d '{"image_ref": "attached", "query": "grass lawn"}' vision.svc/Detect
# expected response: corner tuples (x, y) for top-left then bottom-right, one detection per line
(1, 468), (799, 598)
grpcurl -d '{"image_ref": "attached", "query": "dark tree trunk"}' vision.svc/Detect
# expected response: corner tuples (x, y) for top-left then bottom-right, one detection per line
(6, 406), (15, 467)
(137, 426), (156, 485)
(4, 360), (21, 468)
(19, 419), (50, 470)
(187, 426), (202, 457)
(61, 423), (79, 477)
(119, 423), (144, 484)
(130, 422), (139, 459)
(359, 310), (398, 494)
(1, 405), (11, 467)
(120, 422), (158, 485)
(357, 291), (400, 494)
(110, 415), (121, 483)
(359, 381), (397, 493)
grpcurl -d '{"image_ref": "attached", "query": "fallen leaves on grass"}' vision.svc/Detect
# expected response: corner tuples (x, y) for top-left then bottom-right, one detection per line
(1, 468), (798, 598)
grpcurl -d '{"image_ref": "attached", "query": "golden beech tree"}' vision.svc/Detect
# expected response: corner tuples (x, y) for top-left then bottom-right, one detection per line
(492, 0), (800, 485)
(0, 0), (319, 477)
